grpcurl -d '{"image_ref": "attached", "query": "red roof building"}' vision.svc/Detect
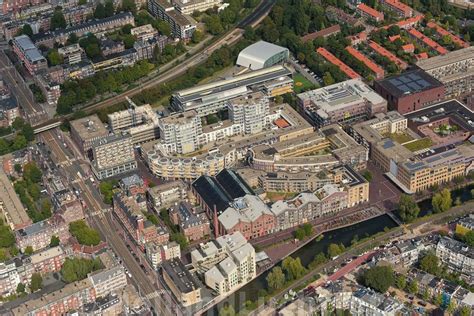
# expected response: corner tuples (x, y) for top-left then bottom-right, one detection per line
(382, 15), (424, 30)
(426, 21), (469, 48)
(415, 52), (429, 61)
(316, 47), (361, 79)
(368, 40), (408, 70)
(345, 46), (385, 79)
(302, 25), (341, 43)
(402, 43), (415, 53)
(389, 35), (401, 42)
(408, 28), (448, 55)
(357, 3), (384, 22)
(380, 0), (413, 17)
(347, 31), (368, 46)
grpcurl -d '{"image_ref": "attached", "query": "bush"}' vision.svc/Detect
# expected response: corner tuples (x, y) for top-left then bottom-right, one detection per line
(362, 266), (394, 293)
(69, 220), (101, 246)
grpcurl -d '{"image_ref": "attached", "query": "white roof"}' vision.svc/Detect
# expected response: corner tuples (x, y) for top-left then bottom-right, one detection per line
(237, 41), (289, 70)
(218, 195), (272, 230)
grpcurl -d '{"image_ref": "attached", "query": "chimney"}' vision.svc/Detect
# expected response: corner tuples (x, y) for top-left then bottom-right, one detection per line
(213, 205), (219, 238)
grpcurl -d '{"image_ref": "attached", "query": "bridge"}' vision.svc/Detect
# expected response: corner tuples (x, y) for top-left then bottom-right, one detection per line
(33, 121), (62, 134)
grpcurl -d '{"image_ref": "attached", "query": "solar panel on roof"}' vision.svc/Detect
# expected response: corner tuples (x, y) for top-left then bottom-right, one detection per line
(407, 82), (421, 90)
(399, 76), (411, 83)
(397, 85), (411, 93)
(417, 79), (430, 88)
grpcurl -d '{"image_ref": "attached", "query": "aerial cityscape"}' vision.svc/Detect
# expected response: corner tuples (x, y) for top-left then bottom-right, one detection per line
(0, 0), (472, 315)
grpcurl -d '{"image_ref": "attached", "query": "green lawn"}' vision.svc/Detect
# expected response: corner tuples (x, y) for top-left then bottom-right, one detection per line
(403, 138), (433, 152)
(387, 132), (414, 144)
(293, 73), (316, 93)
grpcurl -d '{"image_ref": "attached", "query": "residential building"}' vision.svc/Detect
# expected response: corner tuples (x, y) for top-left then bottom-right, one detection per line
(416, 47), (474, 98)
(349, 287), (404, 315)
(0, 97), (19, 128)
(456, 216), (474, 236)
(34, 73), (61, 106)
(373, 70), (445, 114)
(236, 41), (289, 70)
(147, 180), (188, 210)
(58, 43), (84, 65)
(326, 6), (361, 27)
(134, 35), (168, 60)
(408, 28), (448, 56)
(356, 3), (384, 22)
(228, 92), (269, 135)
(89, 265), (127, 298)
(15, 215), (69, 252)
(173, 0), (223, 14)
(1, 0), (44, 14)
(257, 170), (336, 193)
(131, 24), (159, 42)
(147, 0), (196, 39)
(345, 46), (385, 79)
(108, 104), (160, 144)
(380, 0), (413, 17)
(146, 241), (181, 268)
(191, 232), (256, 296)
(0, 260), (21, 296)
(70, 115), (109, 155)
(298, 79), (387, 127)
(119, 174), (146, 196)
(158, 110), (202, 154)
(436, 237), (473, 284)
(90, 133), (137, 180)
(369, 40), (408, 70)
(162, 258), (201, 307)
(302, 25), (341, 43)
(317, 47), (361, 79)
(170, 202), (211, 241)
(171, 65), (293, 116)
(11, 279), (96, 316)
(113, 193), (169, 249)
(30, 246), (66, 275)
(218, 195), (276, 240)
(12, 35), (47, 75)
(100, 39), (125, 57)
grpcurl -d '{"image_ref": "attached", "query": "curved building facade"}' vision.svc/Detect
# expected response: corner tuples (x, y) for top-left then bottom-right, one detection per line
(236, 41), (289, 70)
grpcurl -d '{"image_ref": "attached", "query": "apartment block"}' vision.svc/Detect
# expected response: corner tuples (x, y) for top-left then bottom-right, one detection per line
(374, 70), (445, 114)
(356, 3), (384, 22)
(436, 237), (473, 284)
(408, 28), (448, 56)
(191, 232), (256, 296)
(15, 215), (70, 252)
(170, 202), (210, 242)
(146, 241), (181, 268)
(147, 0), (196, 39)
(158, 110), (202, 154)
(456, 216), (474, 236)
(89, 265), (127, 298)
(12, 35), (47, 75)
(345, 46), (385, 79)
(298, 78), (387, 127)
(70, 115), (109, 155)
(147, 180), (188, 210)
(91, 133), (137, 180)
(162, 258), (201, 307)
(58, 44), (84, 65)
(416, 47), (474, 98)
(380, 0), (413, 17)
(228, 92), (270, 135)
(108, 104), (160, 144)
(426, 21), (469, 48)
(0, 96), (19, 128)
(131, 24), (159, 42)
(174, 0), (223, 14)
(369, 40), (408, 70)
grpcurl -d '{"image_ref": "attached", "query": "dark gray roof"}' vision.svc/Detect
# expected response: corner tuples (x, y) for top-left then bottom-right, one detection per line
(376, 70), (443, 97)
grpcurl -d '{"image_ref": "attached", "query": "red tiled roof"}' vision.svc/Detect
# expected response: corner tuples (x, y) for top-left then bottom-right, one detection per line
(302, 25), (341, 43)
(382, 0), (412, 16)
(408, 28), (448, 55)
(382, 15), (423, 30)
(402, 43), (415, 52)
(426, 21), (469, 48)
(357, 3), (384, 20)
(345, 46), (385, 79)
(389, 35), (401, 42)
(368, 40), (408, 69)
(316, 47), (361, 79)
(415, 52), (429, 60)
(274, 118), (290, 128)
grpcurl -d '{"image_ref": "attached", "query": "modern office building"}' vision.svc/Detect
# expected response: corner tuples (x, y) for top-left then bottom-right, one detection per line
(374, 70), (445, 114)
(416, 47), (473, 98)
(298, 78), (387, 127)
(90, 133), (137, 180)
(12, 35), (47, 75)
(162, 259), (201, 307)
(147, 0), (197, 39)
(171, 65), (293, 116)
(70, 115), (109, 155)
(236, 41), (289, 70)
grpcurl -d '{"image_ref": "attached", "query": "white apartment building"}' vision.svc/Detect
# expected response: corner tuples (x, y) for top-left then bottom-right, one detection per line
(349, 287), (404, 316)
(158, 110), (202, 154)
(191, 232), (256, 296)
(174, 0), (223, 15)
(436, 237), (473, 283)
(91, 133), (137, 179)
(130, 24), (158, 42)
(58, 44), (84, 65)
(0, 261), (20, 296)
(147, 180), (188, 210)
(228, 92), (270, 135)
(108, 104), (160, 144)
(89, 265), (127, 298)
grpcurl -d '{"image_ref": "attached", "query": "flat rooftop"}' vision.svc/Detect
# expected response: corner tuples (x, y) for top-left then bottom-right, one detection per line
(162, 258), (200, 294)
(376, 70), (443, 97)
(70, 114), (108, 141)
(416, 46), (474, 70)
(0, 167), (31, 230)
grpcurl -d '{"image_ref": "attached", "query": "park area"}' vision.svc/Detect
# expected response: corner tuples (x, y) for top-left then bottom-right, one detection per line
(293, 73), (315, 93)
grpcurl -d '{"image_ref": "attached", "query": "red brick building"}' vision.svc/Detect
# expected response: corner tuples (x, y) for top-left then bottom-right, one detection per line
(170, 202), (210, 242)
(374, 70), (445, 114)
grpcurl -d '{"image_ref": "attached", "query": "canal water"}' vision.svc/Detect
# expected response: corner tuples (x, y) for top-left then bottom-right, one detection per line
(415, 183), (474, 218)
(206, 214), (397, 315)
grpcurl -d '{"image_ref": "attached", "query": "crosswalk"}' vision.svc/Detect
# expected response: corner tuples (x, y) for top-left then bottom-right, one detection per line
(144, 291), (160, 300)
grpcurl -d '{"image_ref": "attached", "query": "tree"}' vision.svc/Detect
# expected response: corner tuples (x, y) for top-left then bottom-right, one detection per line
(21, 24), (33, 36)
(16, 283), (25, 294)
(156, 21), (171, 37)
(327, 243), (344, 258)
(121, 0), (136, 14)
(85, 43), (101, 59)
(12, 117), (25, 130)
(50, 235), (60, 247)
(105, 0), (114, 16)
(61, 257), (103, 283)
(94, 3), (106, 19)
(24, 246), (33, 255)
(434, 293), (443, 307)
(446, 300), (456, 315)
(419, 252), (441, 275)
(464, 230), (474, 247)
(21, 123), (34, 142)
(295, 228), (306, 240)
(323, 72), (335, 86)
(67, 33), (78, 44)
(14, 164), (22, 174)
(266, 266), (285, 292)
(362, 266), (394, 293)
(458, 306), (471, 316)
(395, 275), (406, 290)
(398, 194), (420, 223)
(422, 288), (430, 301)
(29, 273), (43, 292)
(191, 30), (204, 44)
(282, 257), (305, 281)
(51, 8), (66, 30)
(407, 280), (418, 294)
(0, 222), (15, 248)
(362, 171), (372, 182)
(47, 50), (63, 66)
(69, 220), (101, 246)
(23, 162), (42, 183)
(219, 303), (236, 316)
(12, 135), (27, 151)
(302, 223), (313, 236)
(432, 189), (452, 213)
